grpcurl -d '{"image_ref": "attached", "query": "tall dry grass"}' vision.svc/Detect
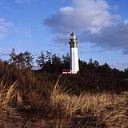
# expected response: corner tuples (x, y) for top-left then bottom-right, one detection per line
(0, 75), (127, 127)
(49, 81), (128, 128)
(0, 81), (20, 107)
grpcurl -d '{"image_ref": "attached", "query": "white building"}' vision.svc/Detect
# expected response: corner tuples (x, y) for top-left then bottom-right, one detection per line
(69, 32), (79, 74)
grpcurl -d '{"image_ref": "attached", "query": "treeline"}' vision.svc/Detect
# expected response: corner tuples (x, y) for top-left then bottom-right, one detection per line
(0, 49), (128, 93)
(8, 49), (70, 72)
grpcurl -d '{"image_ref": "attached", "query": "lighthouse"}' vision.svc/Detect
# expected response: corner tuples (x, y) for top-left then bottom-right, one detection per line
(69, 32), (79, 74)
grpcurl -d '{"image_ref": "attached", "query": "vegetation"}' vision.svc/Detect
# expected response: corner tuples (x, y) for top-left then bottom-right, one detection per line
(0, 49), (127, 127)
(6, 48), (128, 93)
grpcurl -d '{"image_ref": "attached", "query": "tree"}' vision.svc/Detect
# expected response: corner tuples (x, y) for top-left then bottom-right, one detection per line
(9, 48), (17, 64)
(24, 51), (34, 69)
(36, 51), (45, 68)
(9, 49), (33, 69)
(36, 51), (54, 72)
(62, 53), (70, 69)
(79, 59), (87, 74)
(93, 60), (99, 67)
(124, 68), (128, 77)
(51, 54), (62, 73)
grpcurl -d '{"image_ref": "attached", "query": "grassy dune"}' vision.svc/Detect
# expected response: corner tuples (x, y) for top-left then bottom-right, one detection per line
(0, 78), (127, 128)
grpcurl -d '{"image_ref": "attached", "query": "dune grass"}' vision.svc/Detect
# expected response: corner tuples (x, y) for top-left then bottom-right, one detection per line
(0, 77), (127, 128)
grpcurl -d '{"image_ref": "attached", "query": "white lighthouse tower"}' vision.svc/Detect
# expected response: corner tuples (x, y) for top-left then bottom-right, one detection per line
(69, 32), (79, 74)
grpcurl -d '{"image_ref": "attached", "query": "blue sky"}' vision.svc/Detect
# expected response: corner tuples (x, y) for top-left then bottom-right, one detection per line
(0, 0), (128, 70)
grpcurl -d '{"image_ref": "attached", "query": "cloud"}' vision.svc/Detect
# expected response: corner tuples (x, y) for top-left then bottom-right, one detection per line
(44, 0), (119, 34)
(0, 18), (13, 40)
(123, 48), (128, 55)
(80, 21), (128, 50)
(44, 0), (128, 55)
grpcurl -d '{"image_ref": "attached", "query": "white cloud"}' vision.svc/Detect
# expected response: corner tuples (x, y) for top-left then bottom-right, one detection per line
(60, 7), (74, 13)
(44, 0), (128, 55)
(0, 18), (13, 40)
(124, 20), (128, 25)
(44, 0), (119, 34)
(81, 21), (128, 52)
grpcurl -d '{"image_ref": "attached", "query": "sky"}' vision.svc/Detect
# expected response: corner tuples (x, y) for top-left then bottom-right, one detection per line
(0, 0), (128, 70)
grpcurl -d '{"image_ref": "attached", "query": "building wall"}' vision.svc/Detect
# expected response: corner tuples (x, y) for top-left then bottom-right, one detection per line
(70, 47), (79, 74)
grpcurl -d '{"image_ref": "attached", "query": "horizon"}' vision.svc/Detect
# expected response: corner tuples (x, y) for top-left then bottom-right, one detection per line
(0, 0), (128, 70)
